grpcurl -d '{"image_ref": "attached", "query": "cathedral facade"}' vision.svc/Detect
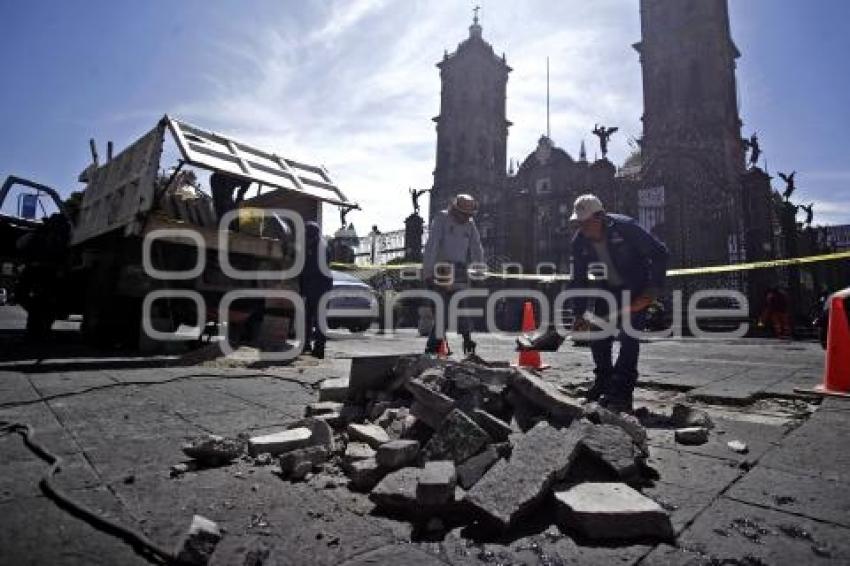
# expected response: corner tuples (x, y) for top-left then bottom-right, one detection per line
(429, 0), (777, 294)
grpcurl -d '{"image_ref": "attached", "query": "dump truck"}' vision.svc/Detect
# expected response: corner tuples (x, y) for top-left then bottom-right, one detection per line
(10, 115), (356, 348)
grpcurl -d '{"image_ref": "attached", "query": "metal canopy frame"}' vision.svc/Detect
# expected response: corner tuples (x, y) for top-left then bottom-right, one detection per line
(164, 115), (354, 207)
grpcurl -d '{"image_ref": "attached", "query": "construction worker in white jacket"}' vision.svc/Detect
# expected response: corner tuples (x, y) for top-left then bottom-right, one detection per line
(422, 193), (485, 355)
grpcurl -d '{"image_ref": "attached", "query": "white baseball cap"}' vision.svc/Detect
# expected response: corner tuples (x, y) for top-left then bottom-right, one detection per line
(569, 194), (604, 223)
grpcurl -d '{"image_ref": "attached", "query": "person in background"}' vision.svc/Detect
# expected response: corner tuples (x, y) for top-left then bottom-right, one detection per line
(300, 221), (332, 358)
(422, 193), (485, 355)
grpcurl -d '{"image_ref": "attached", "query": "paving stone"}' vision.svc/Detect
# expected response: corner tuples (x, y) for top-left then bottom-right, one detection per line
(456, 445), (500, 490)
(369, 467), (421, 512)
(643, 496), (850, 565)
(674, 426), (709, 445)
(247, 427), (311, 456)
(318, 376), (350, 402)
(346, 423), (390, 448)
(406, 378), (455, 414)
(279, 446), (329, 480)
(509, 369), (584, 423)
(644, 446), (743, 494)
(726, 465), (850, 528)
(410, 400), (447, 430)
(376, 440), (420, 470)
(417, 460), (457, 506)
(423, 409), (490, 463)
(759, 409), (850, 481)
(340, 543), (447, 565)
(305, 401), (344, 417)
(464, 422), (585, 530)
(349, 355), (400, 393)
(347, 458), (383, 492)
(555, 482), (674, 542)
(641, 481), (727, 535)
(469, 408), (512, 442)
(585, 403), (648, 451)
(578, 424), (642, 482)
(344, 442), (376, 464)
(289, 417), (335, 452)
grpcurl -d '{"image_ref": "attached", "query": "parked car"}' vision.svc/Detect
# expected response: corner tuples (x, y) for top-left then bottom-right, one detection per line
(326, 270), (378, 333)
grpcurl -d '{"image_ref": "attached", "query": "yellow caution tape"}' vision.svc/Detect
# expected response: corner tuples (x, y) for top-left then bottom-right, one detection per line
(331, 251), (850, 281)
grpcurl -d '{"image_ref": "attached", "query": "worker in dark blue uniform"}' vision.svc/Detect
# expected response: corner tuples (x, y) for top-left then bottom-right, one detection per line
(300, 221), (333, 358)
(569, 194), (669, 413)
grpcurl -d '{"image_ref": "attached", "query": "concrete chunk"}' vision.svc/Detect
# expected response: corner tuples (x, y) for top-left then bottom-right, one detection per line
(423, 409), (491, 463)
(347, 458), (383, 491)
(319, 376), (350, 402)
(305, 401), (343, 418)
(173, 515), (223, 566)
(406, 379), (456, 414)
(344, 442), (376, 464)
(578, 424), (642, 481)
(470, 408), (512, 442)
(248, 428), (311, 456)
(411, 400), (447, 430)
(417, 460), (457, 506)
(464, 422), (585, 530)
(279, 446), (328, 480)
(369, 467), (421, 512)
(671, 403), (714, 429)
(456, 445), (500, 490)
(674, 426), (709, 445)
(586, 403), (648, 452)
(347, 423), (390, 448)
(510, 369), (584, 423)
(350, 355), (400, 393)
(376, 439), (420, 470)
(554, 483), (674, 541)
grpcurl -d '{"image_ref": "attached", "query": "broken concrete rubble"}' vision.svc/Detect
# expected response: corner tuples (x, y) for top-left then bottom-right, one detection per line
(369, 467), (421, 512)
(585, 403), (648, 452)
(417, 460), (457, 505)
(181, 435), (243, 466)
(469, 408), (512, 442)
(248, 428), (311, 457)
(577, 424), (643, 482)
(344, 442), (376, 464)
(674, 426), (710, 445)
(279, 446), (328, 480)
(406, 379), (455, 417)
(464, 422), (585, 530)
(318, 376), (350, 403)
(671, 403), (714, 429)
(376, 439), (420, 470)
(423, 409), (490, 463)
(456, 445), (500, 490)
(349, 355), (400, 393)
(346, 423), (390, 448)
(727, 439), (749, 454)
(510, 369), (584, 424)
(554, 482), (674, 542)
(346, 458), (382, 491)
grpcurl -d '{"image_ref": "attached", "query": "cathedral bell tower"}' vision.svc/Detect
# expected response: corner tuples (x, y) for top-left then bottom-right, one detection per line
(430, 9), (511, 234)
(635, 0), (748, 270)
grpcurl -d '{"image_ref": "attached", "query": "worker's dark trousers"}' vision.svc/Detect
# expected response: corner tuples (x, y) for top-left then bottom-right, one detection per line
(303, 294), (326, 350)
(426, 286), (472, 352)
(588, 291), (646, 402)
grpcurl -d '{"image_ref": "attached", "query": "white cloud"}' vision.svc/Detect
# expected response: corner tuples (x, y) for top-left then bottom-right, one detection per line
(173, 1), (644, 235)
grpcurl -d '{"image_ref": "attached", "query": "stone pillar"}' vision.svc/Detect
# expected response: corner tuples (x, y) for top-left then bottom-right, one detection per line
(404, 213), (425, 262)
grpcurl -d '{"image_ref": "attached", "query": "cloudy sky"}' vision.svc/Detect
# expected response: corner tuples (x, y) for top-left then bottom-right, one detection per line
(1, 1), (848, 232)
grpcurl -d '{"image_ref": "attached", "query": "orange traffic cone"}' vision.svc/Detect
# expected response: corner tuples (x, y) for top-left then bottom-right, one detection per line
(817, 294), (850, 395)
(514, 301), (549, 370)
(436, 338), (450, 359)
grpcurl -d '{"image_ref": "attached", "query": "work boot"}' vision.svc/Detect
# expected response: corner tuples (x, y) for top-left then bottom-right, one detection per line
(462, 334), (477, 356)
(584, 380), (607, 403)
(516, 329), (564, 352)
(599, 392), (634, 415)
(311, 341), (325, 360)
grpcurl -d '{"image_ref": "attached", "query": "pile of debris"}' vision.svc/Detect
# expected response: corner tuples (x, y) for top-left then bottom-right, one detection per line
(230, 354), (675, 543)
